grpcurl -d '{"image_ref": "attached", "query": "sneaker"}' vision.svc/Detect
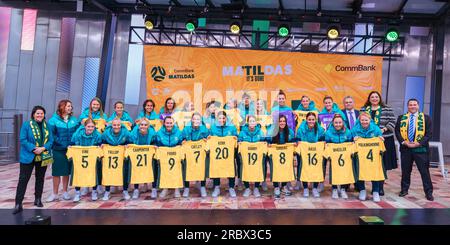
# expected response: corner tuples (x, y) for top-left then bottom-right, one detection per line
(373, 192), (381, 202)
(151, 189), (158, 199)
(182, 188), (189, 198)
(123, 191), (131, 200)
(331, 189), (339, 199)
(174, 189), (181, 198)
(159, 189), (168, 198)
(62, 192), (71, 200)
(303, 188), (310, 198)
(274, 187), (281, 198)
(261, 182), (268, 191)
(243, 188), (251, 197)
(102, 191), (110, 201)
(132, 189), (140, 199)
(340, 189), (348, 199)
(80, 187), (88, 196)
(229, 188), (237, 198)
(312, 188), (320, 198)
(283, 186), (292, 196)
(97, 186), (104, 194)
(253, 188), (261, 197)
(200, 187), (207, 197)
(91, 190), (98, 201)
(73, 191), (81, 202)
(318, 183), (324, 193)
(212, 186), (220, 197)
(46, 193), (58, 203)
(359, 190), (367, 201)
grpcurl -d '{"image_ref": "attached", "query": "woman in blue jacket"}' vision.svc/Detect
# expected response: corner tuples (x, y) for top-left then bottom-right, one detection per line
(101, 118), (132, 201)
(352, 112), (384, 202)
(325, 114), (353, 199)
(108, 101), (134, 131)
(79, 97), (108, 124)
(181, 112), (210, 198)
(209, 110), (238, 198)
(155, 116), (183, 198)
(136, 99), (159, 121)
(13, 106), (54, 214)
(71, 118), (102, 202)
(267, 115), (295, 198)
(129, 118), (157, 199)
(46, 100), (79, 203)
(296, 112), (325, 198)
(296, 95), (320, 112)
(238, 115), (265, 198)
(320, 96), (346, 129)
(159, 97), (176, 120)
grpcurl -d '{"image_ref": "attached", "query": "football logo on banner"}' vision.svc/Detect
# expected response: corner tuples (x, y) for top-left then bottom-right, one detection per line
(151, 66), (166, 82)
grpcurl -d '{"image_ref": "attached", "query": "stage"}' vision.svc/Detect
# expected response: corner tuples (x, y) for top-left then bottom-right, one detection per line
(0, 163), (449, 225)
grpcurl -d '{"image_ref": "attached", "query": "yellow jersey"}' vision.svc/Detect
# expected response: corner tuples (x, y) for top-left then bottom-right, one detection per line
(93, 118), (107, 133)
(122, 121), (132, 131)
(207, 136), (237, 178)
(355, 137), (386, 181)
(67, 146), (102, 187)
(125, 144), (157, 184)
(238, 141), (268, 182)
(296, 142), (326, 182)
(148, 119), (162, 132)
(324, 142), (356, 185)
(255, 114), (273, 134)
(268, 143), (296, 182)
(155, 146), (184, 188)
(182, 140), (208, 182)
(101, 145), (125, 186)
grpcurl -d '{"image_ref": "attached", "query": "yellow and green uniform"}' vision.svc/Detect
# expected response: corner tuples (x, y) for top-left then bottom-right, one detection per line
(125, 144), (157, 184)
(155, 146), (184, 188)
(182, 140), (208, 182)
(238, 141), (268, 182)
(355, 137), (386, 181)
(93, 118), (107, 133)
(267, 143), (296, 182)
(101, 145), (126, 186)
(67, 146), (102, 187)
(324, 142), (357, 185)
(296, 142), (326, 182)
(206, 136), (237, 178)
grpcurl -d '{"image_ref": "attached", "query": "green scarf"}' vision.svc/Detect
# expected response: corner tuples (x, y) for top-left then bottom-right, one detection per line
(30, 120), (53, 166)
(400, 112), (427, 153)
(365, 106), (382, 125)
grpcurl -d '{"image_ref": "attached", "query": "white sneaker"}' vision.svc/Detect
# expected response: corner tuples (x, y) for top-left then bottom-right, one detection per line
(102, 191), (110, 201)
(340, 189), (348, 199)
(46, 193), (58, 203)
(91, 190), (98, 201)
(261, 182), (268, 191)
(332, 189), (339, 199)
(73, 191), (81, 202)
(229, 188), (237, 198)
(318, 183), (324, 193)
(97, 186), (104, 194)
(312, 188), (320, 198)
(159, 189), (168, 198)
(212, 186), (220, 197)
(243, 188), (251, 197)
(200, 187), (207, 197)
(182, 188), (190, 198)
(359, 190), (367, 201)
(174, 189), (181, 198)
(80, 187), (88, 196)
(283, 186), (292, 196)
(253, 188), (261, 197)
(294, 181), (302, 190)
(123, 191), (131, 200)
(132, 189), (140, 199)
(303, 188), (310, 197)
(373, 192), (381, 202)
(274, 187), (281, 198)
(62, 192), (71, 200)
(151, 189), (158, 199)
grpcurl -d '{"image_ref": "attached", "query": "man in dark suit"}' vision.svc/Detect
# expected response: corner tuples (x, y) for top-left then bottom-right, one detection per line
(341, 96), (360, 130)
(395, 98), (433, 201)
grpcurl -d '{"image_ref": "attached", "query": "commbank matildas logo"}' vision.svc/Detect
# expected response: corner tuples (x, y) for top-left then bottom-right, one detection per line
(151, 66), (166, 82)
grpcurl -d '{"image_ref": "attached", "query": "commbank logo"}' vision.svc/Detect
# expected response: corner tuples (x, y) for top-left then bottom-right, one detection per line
(335, 64), (376, 72)
(151, 66), (166, 82)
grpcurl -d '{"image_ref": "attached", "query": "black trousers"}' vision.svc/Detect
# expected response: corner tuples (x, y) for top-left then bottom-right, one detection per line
(400, 150), (433, 195)
(15, 161), (47, 205)
(184, 181), (206, 188)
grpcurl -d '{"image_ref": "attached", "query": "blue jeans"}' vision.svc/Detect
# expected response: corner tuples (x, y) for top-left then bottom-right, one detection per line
(357, 181), (381, 193)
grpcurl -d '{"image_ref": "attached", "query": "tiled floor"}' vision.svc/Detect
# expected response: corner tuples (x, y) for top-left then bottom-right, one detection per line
(0, 163), (448, 210)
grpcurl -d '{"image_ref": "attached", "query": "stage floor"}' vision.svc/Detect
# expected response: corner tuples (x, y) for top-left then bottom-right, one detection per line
(0, 163), (448, 211)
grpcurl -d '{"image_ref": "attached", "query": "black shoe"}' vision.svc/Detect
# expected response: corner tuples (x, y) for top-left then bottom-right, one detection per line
(34, 198), (43, 207)
(12, 204), (23, 215)
(379, 189), (384, 196)
(399, 191), (408, 197)
(426, 194), (434, 201)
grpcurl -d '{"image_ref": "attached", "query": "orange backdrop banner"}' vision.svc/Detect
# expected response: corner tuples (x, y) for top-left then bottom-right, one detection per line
(144, 45), (382, 113)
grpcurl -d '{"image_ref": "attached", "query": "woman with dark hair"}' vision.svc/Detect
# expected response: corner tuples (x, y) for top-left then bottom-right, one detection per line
(267, 115), (295, 198)
(13, 106), (54, 214)
(159, 97), (176, 120)
(361, 91), (397, 196)
(46, 100), (79, 203)
(136, 99), (159, 121)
